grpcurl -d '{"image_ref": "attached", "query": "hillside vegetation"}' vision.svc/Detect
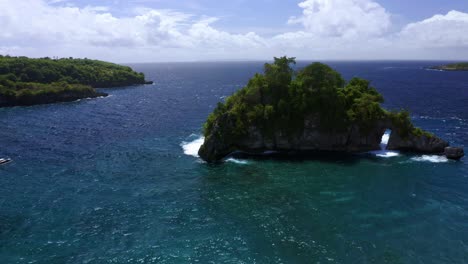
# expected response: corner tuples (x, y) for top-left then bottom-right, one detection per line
(203, 57), (425, 141)
(0, 55), (152, 107)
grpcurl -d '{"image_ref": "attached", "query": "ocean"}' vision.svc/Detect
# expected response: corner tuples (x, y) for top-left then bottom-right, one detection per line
(0, 61), (467, 263)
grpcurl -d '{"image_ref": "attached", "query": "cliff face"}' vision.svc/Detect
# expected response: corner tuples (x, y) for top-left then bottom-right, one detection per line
(387, 127), (448, 153)
(199, 114), (385, 162)
(198, 115), (448, 162)
(0, 89), (107, 107)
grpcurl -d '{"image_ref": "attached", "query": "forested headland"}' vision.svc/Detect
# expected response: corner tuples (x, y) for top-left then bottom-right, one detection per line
(428, 62), (468, 71)
(0, 56), (152, 107)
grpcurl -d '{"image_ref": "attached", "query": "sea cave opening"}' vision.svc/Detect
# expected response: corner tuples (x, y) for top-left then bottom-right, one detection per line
(380, 129), (392, 150)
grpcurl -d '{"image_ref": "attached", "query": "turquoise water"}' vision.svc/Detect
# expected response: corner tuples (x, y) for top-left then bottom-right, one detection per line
(0, 62), (467, 263)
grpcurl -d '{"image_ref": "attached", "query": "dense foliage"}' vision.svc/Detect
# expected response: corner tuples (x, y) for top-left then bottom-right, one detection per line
(0, 55), (148, 88)
(0, 55), (151, 106)
(204, 57), (425, 140)
(0, 82), (104, 107)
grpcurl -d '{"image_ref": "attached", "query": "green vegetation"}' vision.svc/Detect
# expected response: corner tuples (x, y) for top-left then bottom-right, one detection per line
(203, 56), (424, 141)
(388, 110), (433, 138)
(0, 55), (152, 107)
(429, 62), (468, 71)
(0, 81), (105, 107)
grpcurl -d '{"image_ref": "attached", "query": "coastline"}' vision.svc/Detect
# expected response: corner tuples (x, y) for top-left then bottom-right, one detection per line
(0, 89), (108, 108)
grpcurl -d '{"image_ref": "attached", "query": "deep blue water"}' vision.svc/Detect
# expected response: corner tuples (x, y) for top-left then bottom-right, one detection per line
(0, 61), (467, 263)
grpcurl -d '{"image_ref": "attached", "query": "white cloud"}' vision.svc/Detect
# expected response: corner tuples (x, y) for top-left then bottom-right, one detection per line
(0, 0), (267, 59)
(0, 0), (196, 48)
(0, 0), (467, 61)
(288, 0), (391, 38)
(269, 0), (393, 56)
(399, 10), (468, 48)
(188, 18), (266, 49)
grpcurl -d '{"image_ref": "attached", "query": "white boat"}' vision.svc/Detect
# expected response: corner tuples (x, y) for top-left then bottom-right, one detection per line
(0, 158), (11, 165)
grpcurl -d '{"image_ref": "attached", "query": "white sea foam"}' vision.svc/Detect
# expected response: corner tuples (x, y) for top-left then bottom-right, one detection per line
(425, 68), (443, 72)
(74, 95), (108, 103)
(375, 151), (400, 158)
(369, 149), (400, 158)
(226, 158), (249, 164)
(181, 136), (204, 157)
(371, 130), (400, 158)
(180, 135), (251, 164)
(411, 155), (449, 163)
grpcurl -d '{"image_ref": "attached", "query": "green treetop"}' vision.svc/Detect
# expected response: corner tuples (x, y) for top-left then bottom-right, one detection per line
(203, 56), (425, 140)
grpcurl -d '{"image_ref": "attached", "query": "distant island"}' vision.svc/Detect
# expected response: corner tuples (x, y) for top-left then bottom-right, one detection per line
(427, 62), (468, 71)
(199, 57), (462, 162)
(0, 56), (153, 107)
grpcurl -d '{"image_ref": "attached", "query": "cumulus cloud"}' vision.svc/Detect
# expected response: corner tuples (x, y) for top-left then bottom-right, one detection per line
(399, 10), (468, 48)
(188, 17), (265, 49)
(0, 0), (267, 60)
(0, 0), (467, 61)
(288, 0), (391, 38)
(269, 0), (393, 55)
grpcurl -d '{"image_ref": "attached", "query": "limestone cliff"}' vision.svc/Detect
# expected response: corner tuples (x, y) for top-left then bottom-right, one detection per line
(386, 128), (448, 153)
(198, 114), (448, 162)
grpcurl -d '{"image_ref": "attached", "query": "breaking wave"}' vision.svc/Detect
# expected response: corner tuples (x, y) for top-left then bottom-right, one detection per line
(411, 155), (449, 163)
(226, 158), (249, 164)
(181, 136), (204, 157)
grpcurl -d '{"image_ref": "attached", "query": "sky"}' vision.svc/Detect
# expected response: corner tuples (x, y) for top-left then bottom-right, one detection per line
(1, 0), (468, 62)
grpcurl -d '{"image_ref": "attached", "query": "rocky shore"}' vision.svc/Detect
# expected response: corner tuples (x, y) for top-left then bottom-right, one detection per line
(0, 89), (107, 107)
(198, 114), (458, 162)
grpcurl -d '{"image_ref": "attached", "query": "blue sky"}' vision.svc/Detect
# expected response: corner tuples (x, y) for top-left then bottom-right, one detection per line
(60, 0), (468, 19)
(380, 0), (468, 20)
(1, 0), (468, 62)
(53, 0), (468, 33)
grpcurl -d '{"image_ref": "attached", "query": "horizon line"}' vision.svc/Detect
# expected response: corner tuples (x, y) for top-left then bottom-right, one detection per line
(123, 59), (468, 64)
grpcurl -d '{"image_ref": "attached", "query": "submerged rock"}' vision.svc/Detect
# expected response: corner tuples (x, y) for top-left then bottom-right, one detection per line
(444, 147), (464, 160)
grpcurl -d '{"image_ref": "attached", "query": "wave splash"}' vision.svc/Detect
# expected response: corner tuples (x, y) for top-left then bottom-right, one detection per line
(381, 133), (390, 145)
(226, 158), (249, 164)
(411, 155), (449, 163)
(375, 151), (400, 158)
(181, 135), (249, 164)
(181, 136), (204, 157)
(181, 135), (448, 164)
(371, 130), (401, 158)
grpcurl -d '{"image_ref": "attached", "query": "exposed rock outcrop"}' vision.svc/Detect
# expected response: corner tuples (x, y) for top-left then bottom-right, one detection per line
(0, 90), (107, 107)
(387, 129), (448, 153)
(199, 116), (382, 162)
(198, 115), (449, 162)
(444, 147), (464, 160)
